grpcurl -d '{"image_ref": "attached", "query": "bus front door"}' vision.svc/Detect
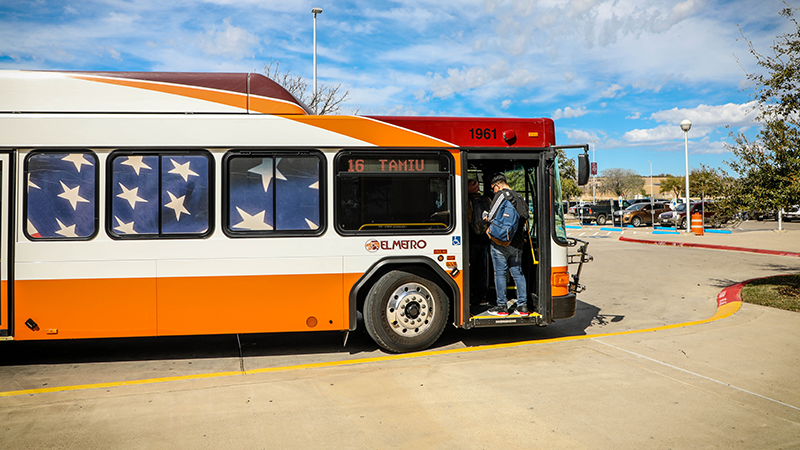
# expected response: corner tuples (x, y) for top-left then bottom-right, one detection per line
(0, 152), (10, 338)
(464, 153), (546, 327)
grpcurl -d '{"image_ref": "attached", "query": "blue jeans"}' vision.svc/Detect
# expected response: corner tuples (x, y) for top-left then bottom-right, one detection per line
(490, 244), (526, 307)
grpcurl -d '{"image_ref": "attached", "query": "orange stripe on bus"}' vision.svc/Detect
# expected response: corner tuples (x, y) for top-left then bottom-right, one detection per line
(280, 115), (456, 148)
(13, 273), (363, 340)
(70, 75), (307, 115)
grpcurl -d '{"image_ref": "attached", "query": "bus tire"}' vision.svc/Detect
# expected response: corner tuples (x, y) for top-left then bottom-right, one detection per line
(364, 270), (449, 353)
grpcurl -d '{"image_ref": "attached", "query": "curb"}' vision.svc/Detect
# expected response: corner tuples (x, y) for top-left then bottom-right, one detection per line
(618, 236), (800, 258)
(716, 280), (744, 307)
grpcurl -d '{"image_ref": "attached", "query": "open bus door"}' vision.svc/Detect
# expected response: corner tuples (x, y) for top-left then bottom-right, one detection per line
(0, 152), (11, 339)
(462, 150), (550, 328)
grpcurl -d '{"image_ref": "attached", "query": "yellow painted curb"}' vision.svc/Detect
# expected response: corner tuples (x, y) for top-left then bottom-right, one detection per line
(0, 302), (742, 398)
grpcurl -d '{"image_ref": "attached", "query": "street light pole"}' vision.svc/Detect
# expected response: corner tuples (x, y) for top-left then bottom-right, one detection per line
(312, 7), (323, 115)
(680, 119), (692, 233)
(590, 140), (597, 204)
(649, 160), (653, 226)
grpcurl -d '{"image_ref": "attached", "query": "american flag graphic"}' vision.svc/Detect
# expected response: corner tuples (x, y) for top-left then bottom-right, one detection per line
(26, 152), (319, 239)
(228, 156), (320, 231)
(27, 152), (97, 239)
(111, 154), (210, 236)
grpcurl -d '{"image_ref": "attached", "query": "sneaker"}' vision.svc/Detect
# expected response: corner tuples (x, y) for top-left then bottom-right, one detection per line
(516, 303), (529, 317)
(487, 305), (509, 316)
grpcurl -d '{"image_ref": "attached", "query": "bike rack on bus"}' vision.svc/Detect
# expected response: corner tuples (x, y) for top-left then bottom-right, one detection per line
(566, 237), (592, 294)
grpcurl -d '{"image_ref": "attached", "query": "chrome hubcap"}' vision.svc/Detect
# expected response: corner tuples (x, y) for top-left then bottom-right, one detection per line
(385, 282), (435, 337)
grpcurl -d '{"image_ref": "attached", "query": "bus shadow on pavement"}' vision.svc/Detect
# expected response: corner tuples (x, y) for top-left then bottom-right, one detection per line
(437, 300), (618, 349)
(0, 301), (618, 366)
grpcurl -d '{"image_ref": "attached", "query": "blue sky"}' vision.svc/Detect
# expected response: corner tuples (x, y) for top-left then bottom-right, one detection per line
(1, 0), (796, 176)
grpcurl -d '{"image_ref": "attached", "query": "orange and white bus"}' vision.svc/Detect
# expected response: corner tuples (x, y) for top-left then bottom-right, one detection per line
(0, 70), (590, 353)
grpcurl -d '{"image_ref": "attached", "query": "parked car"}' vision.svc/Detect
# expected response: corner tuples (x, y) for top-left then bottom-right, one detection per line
(745, 206), (798, 222)
(614, 202), (670, 227)
(579, 199), (632, 225)
(783, 205), (800, 221)
(658, 201), (726, 228)
(562, 201), (578, 214)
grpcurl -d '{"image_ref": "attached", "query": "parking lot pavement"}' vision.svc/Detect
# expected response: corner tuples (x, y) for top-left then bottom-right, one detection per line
(568, 220), (800, 256)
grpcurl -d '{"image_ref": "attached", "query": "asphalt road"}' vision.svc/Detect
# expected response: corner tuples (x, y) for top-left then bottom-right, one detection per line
(1, 234), (799, 449)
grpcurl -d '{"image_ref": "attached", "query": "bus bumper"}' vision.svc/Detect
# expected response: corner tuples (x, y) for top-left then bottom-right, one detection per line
(552, 293), (577, 319)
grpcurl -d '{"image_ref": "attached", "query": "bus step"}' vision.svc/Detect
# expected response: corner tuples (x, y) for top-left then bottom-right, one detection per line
(469, 310), (542, 327)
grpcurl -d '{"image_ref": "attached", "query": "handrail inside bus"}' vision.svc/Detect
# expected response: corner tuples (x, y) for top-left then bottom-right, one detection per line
(358, 223), (448, 230)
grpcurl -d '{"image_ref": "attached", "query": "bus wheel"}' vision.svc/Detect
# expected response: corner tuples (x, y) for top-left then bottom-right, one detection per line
(364, 270), (449, 353)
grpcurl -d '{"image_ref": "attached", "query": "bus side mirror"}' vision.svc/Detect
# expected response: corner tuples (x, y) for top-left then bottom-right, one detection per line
(577, 153), (590, 186)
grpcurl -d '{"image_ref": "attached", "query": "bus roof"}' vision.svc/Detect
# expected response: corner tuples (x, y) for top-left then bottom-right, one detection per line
(0, 70), (310, 115)
(1, 70), (557, 149)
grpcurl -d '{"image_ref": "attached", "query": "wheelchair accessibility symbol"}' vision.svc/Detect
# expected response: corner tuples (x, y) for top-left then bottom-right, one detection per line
(452, 236), (462, 246)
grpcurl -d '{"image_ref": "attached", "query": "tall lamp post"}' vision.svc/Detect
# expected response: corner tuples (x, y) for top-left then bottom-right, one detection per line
(649, 160), (653, 226)
(590, 140), (597, 204)
(680, 119), (692, 232)
(312, 7), (323, 115)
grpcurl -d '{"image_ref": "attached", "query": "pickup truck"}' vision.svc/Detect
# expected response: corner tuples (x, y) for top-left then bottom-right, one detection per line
(578, 199), (632, 225)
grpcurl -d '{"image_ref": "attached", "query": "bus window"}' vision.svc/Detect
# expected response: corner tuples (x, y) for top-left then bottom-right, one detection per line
(108, 151), (212, 238)
(224, 153), (323, 235)
(335, 151), (453, 234)
(25, 151), (98, 240)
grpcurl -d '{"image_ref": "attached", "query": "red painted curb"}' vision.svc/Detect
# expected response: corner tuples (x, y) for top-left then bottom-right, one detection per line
(717, 281), (744, 307)
(618, 236), (800, 258)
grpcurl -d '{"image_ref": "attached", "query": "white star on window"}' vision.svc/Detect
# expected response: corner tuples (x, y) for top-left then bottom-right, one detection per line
(55, 218), (78, 238)
(27, 174), (40, 191)
(248, 158), (286, 192)
(117, 183), (148, 209)
(62, 153), (93, 173)
(233, 207), (273, 230)
(168, 159), (199, 182)
(121, 156), (152, 175)
(114, 216), (137, 234)
(164, 191), (190, 221)
(58, 181), (89, 210)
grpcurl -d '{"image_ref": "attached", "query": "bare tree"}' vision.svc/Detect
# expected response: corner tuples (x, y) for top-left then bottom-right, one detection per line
(261, 59), (351, 115)
(601, 168), (644, 198)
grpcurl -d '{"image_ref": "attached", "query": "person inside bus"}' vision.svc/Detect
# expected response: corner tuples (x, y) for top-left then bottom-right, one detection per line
(484, 173), (530, 317)
(467, 179), (491, 306)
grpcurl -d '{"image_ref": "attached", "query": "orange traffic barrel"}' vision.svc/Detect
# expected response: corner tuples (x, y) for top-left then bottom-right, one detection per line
(691, 212), (704, 235)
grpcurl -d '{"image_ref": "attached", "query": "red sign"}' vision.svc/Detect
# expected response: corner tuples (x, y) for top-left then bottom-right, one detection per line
(590, 162), (597, 175)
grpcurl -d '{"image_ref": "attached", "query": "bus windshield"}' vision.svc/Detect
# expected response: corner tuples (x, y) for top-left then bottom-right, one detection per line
(553, 157), (568, 246)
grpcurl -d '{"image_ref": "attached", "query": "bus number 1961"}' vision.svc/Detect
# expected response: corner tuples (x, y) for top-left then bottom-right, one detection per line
(469, 128), (497, 140)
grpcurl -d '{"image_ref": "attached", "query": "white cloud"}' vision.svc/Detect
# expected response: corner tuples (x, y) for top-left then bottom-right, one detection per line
(553, 106), (588, 120)
(627, 112), (641, 119)
(104, 12), (140, 25)
(623, 124), (682, 143)
(649, 101), (760, 128)
(565, 129), (601, 142)
(427, 60), (510, 98)
(623, 102), (761, 143)
(196, 18), (259, 60)
(599, 83), (624, 98)
(501, 99), (513, 109)
(693, 136), (729, 154)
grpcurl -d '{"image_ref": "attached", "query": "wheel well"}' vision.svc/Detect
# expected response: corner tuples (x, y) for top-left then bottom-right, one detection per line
(353, 262), (458, 329)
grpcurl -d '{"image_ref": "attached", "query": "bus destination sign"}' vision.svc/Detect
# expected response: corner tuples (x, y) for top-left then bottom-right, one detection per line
(344, 157), (445, 173)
